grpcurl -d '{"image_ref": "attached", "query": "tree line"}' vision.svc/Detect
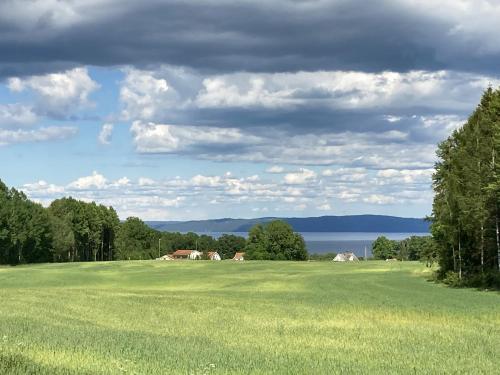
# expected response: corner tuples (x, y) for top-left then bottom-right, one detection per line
(371, 235), (437, 265)
(432, 87), (500, 288)
(1, 179), (309, 264)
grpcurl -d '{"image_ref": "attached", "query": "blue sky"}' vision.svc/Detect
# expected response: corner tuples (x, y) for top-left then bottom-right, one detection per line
(1, 1), (500, 220)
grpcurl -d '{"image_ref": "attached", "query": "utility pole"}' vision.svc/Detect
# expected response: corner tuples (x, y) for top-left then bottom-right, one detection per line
(364, 245), (367, 261)
(158, 238), (161, 258)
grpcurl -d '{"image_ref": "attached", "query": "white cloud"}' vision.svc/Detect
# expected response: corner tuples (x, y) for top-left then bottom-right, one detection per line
(20, 167), (434, 220)
(68, 171), (107, 190)
(7, 67), (100, 117)
(266, 165), (285, 174)
(193, 70), (499, 111)
(0, 126), (77, 146)
(22, 180), (65, 194)
(284, 168), (317, 185)
(376, 168), (434, 184)
(317, 203), (332, 211)
(98, 123), (113, 145)
(138, 177), (155, 186)
(0, 104), (38, 128)
(363, 194), (397, 205)
(130, 121), (260, 153)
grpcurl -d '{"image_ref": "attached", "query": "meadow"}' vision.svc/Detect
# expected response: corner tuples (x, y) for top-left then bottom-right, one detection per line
(0, 261), (498, 374)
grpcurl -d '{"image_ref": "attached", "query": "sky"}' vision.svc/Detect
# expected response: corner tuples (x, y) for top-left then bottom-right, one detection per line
(1, 0), (500, 221)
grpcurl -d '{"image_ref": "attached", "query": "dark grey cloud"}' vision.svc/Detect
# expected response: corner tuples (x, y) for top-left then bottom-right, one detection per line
(1, 0), (500, 78)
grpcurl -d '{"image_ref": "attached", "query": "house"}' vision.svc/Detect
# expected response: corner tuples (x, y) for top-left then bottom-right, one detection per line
(333, 252), (359, 262)
(156, 254), (174, 261)
(171, 249), (203, 260)
(207, 251), (221, 261)
(233, 252), (245, 261)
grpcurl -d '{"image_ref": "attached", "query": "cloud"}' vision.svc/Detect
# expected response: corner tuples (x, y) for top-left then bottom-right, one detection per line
(317, 203), (332, 211)
(194, 70), (498, 112)
(363, 194), (397, 205)
(284, 168), (317, 185)
(0, 126), (77, 146)
(129, 119), (444, 169)
(98, 123), (113, 145)
(266, 166), (285, 174)
(68, 171), (107, 190)
(2, 1), (500, 77)
(20, 167), (435, 220)
(7, 67), (100, 118)
(130, 121), (261, 154)
(0, 104), (38, 128)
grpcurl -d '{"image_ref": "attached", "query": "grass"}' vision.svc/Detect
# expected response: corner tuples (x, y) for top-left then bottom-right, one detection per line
(0, 261), (498, 374)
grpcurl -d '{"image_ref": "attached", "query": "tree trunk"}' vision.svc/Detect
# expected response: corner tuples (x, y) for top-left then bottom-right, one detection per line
(458, 226), (462, 280)
(496, 208), (500, 271)
(480, 223), (484, 273)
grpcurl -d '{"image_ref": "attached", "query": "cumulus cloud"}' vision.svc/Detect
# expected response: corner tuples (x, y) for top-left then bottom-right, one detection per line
(7, 67), (100, 118)
(98, 123), (113, 145)
(68, 171), (107, 190)
(284, 169), (317, 185)
(19, 167), (435, 220)
(194, 70), (498, 112)
(0, 104), (38, 129)
(130, 121), (261, 154)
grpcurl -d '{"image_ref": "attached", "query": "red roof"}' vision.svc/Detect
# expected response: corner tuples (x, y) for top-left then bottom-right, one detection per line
(172, 249), (194, 256)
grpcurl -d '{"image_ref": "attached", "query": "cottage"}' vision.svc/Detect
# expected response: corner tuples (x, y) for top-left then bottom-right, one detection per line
(207, 251), (221, 261)
(333, 252), (359, 262)
(233, 252), (245, 261)
(171, 249), (203, 260)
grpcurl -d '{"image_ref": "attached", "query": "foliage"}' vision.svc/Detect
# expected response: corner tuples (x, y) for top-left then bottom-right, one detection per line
(215, 234), (246, 259)
(371, 236), (397, 260)
(49, 197), (120, 262)
(0, 261), (498, 374)
(245, 220), (308, 260)
(0, 179), (248, 264)
(0, 181), (53, 264)
(432, 87), (500, 286)
(115, 217), (157, 260)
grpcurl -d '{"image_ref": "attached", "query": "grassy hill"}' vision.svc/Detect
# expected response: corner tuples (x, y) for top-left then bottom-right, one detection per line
(0, 261), (498, 374)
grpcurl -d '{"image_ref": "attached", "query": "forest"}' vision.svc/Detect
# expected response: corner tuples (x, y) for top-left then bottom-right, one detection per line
(432, 87), (500, 287)
(1, 179), (310, 264)
(0, 180), (251, 264)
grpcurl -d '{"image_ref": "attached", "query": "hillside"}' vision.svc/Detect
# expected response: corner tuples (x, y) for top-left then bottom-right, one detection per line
(146, 214), (429, 233)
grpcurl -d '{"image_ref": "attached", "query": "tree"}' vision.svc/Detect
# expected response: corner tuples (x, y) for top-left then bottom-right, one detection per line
(245, 220), (308, 260)
(215, 234), (246, 259)
(372, 236), (397, 260)
(115, 217), (157, 260)
(431, 87), (500, 287)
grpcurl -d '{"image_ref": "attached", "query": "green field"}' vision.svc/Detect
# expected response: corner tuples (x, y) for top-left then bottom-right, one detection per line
(0, 261), (498, 374)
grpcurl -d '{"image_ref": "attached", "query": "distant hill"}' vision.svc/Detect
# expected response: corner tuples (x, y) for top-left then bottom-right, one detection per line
(146, 215), (430, 233)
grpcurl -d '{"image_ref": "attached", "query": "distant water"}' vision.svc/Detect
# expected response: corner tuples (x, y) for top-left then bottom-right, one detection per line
(199, 231), (430, 257)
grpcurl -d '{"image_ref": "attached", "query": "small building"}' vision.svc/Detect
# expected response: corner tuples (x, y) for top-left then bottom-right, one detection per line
(171, 250), (203, 260)
(207, 251), (221, 261)
(233, 252), (245, 261)
(156, 254), (174, 261)
(333, 252), (359, 262)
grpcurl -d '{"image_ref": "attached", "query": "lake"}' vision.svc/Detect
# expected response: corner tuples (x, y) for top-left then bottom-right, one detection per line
(202, 232), (430, 257)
